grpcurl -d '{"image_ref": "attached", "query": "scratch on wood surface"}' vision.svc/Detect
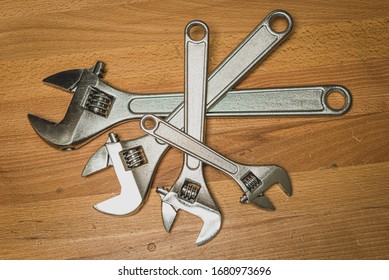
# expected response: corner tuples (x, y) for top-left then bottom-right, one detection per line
(352, 130), (364, 143)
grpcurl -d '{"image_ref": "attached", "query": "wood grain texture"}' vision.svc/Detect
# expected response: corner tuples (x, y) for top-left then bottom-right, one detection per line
(0, 0), (388, 259)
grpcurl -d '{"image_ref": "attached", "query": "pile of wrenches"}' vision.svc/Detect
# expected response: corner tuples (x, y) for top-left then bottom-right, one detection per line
(28, 10), (351, 245)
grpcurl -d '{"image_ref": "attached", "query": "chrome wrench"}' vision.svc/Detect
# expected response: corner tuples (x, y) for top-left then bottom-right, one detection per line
(156, 21), (221, 246)
(82, 10), (294, 215)
(28, 61), (351, 150)
(141, 114), (292, 209)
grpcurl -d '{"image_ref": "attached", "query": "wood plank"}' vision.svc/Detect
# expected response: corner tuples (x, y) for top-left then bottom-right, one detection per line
(0, 0), (388, 259)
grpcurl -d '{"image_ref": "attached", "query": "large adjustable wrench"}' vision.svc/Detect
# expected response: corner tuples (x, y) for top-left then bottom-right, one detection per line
(82, 10), (293, 215)
(28, 29), (351, 150)
(156, 21), (221, 246)
(28, 63), (351, 150)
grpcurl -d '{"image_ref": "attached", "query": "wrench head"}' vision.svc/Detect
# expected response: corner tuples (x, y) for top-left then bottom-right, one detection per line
(29, 67), (100, 149)
(83, 133), (168, 215)
(158, 189), (221, 246)
(82, 135), (144, 215)
(156, 171), (222, 246)
(28, 62), (131, 150)
(240, 165), (292, 210)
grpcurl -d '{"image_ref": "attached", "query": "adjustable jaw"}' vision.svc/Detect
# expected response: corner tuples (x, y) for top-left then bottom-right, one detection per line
(28, 62), (134, 150)
(41, 61), (105, 93)
(156, 166), (221, 246)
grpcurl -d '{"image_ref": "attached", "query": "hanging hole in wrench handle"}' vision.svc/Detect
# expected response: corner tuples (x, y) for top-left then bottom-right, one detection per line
(141, 115), (158, 131)
(267, 10), (293, 36)
(186, 21), (208, 42)
(322, 86), (352, 114)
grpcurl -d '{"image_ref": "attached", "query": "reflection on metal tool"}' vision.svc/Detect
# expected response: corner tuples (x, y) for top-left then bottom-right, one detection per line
(141, 114), (292, 210)
(28, 66), (350, 150)
(82, 10), (294, 215)
(156, 21), (221, 246)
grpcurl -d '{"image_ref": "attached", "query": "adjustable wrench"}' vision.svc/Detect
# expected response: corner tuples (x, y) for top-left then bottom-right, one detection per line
(28, 63), (351, 150)
(82, 10), (294, 215)
(156, 21), (221, 246)
(28, 23), (351, 150)
(141, 114), (291, 210)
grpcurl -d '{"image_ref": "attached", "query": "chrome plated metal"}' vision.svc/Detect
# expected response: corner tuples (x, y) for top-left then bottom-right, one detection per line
(156, 21), (221, 246)
(141, 114), (292, 210)
(82, 10), (294, 215)
(28, 64), (351, 150)
(207, 86), (351, 116)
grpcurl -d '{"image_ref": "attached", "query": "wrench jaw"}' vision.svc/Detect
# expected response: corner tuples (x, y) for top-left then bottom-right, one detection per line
(93, 190), (143, 216)
(239, 165), (292, 210)
(43, 69), (83, 93)
(195, 209), (221, 246)
(81, 145), (113, 177)
(27, 114), (78, 150)
(28, 62), (134, 150)
(160, 197), (178, 232)
(42, 61), (105, 93)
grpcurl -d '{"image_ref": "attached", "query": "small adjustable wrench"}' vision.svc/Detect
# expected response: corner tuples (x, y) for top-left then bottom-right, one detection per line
(82, 10), (294, 215)
(141, 114), (292, 210)
(156, 21), (221, 246)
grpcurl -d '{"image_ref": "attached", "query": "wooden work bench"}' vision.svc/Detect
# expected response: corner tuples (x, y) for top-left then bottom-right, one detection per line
(0, 0), (387, 259)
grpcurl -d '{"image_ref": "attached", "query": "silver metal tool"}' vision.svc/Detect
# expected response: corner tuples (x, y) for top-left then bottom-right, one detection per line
(82, 10), (294, 215)
(156, 21), (221, 246)
(141, 114), (292, 210)
(28, 63), (351, 150)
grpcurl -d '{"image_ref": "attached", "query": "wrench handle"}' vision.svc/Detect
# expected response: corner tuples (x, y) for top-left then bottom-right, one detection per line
(141, 115), (239, 175)
(184, 21), (209, 170)
(164, 10), (293, 128)
(207, 85), (352, 116)
(127, 85), (351, 116)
